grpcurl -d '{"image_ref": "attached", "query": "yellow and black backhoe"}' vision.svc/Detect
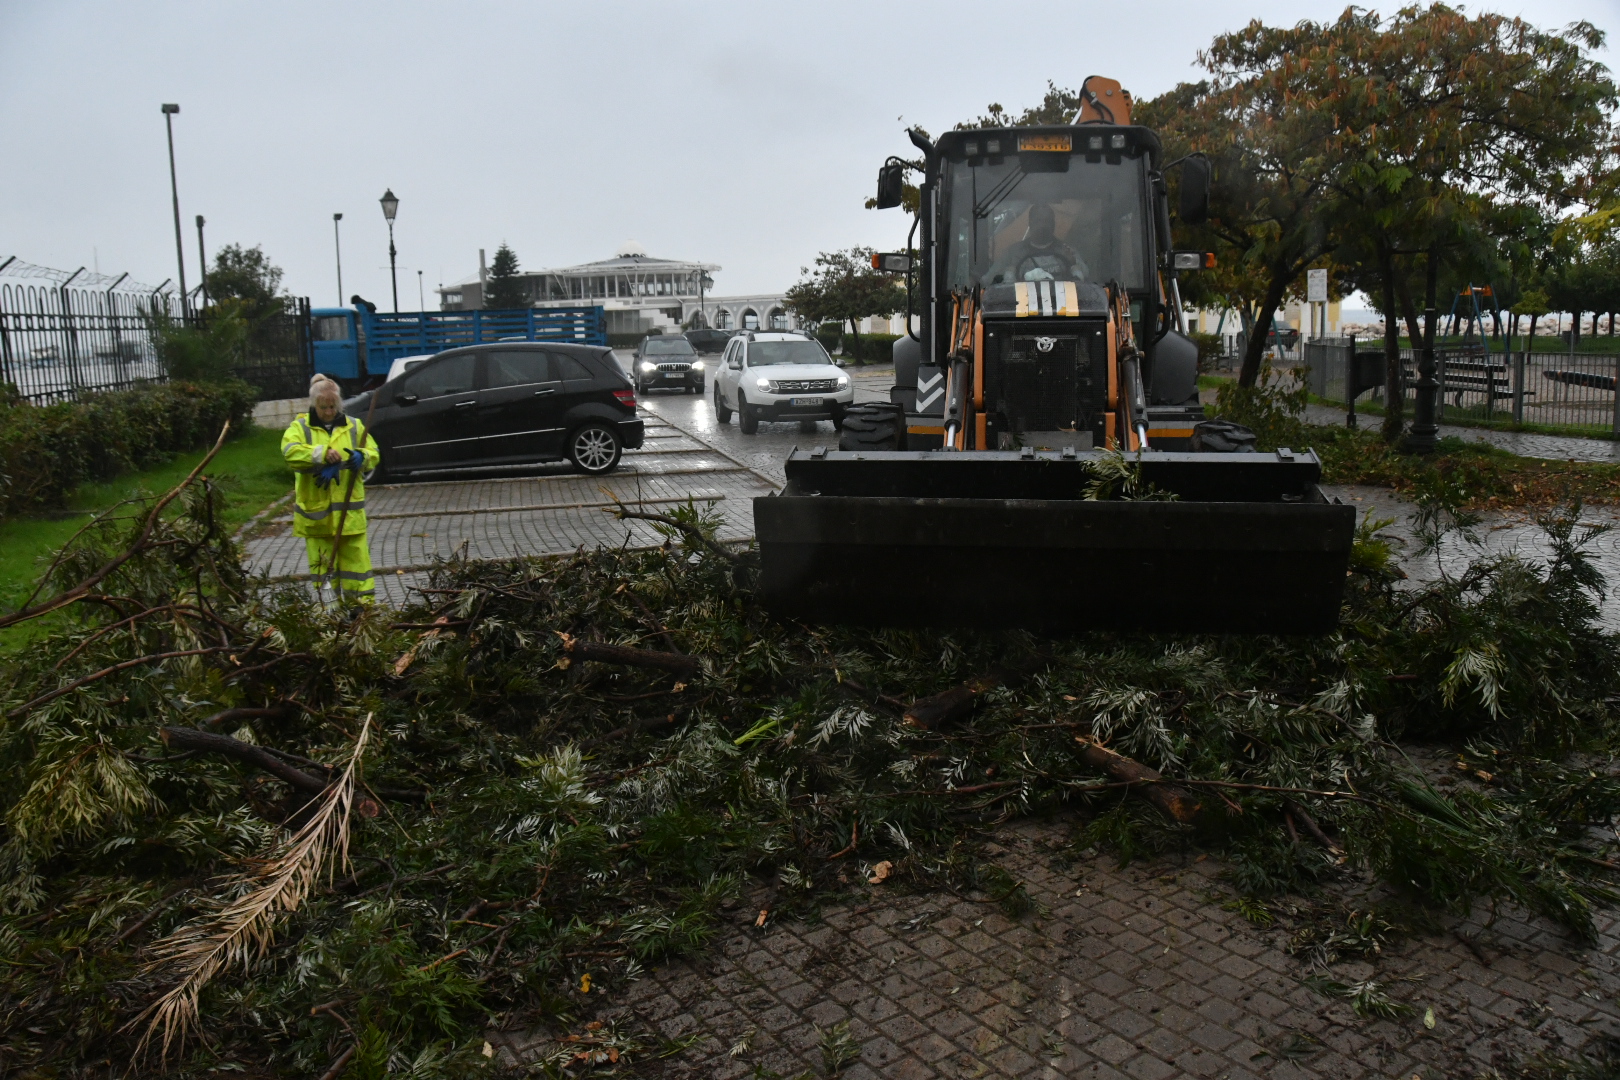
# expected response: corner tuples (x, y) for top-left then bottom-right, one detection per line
(754, 78), (1356, 633)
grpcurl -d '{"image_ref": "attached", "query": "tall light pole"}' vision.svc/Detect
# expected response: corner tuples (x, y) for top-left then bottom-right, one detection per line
(161, 104), (187, 315)
(333, 212), (344, 305)
(194, 215), (207, 309)
(417, 269), (425, 312)
(379, 188), (399, 313)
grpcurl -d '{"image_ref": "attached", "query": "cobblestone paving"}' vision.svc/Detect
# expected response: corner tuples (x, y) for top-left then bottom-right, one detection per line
(497, 820), (1620, 1079)
(244, 410), (776, 607)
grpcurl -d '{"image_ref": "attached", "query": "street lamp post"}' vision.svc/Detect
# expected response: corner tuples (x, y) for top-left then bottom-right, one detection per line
(418, 269), (425, 313)
(194, 215), (207, 309)
(379, 188), (399, 313)
(160, 104), (187, 316)
(333, 213), (344, 305)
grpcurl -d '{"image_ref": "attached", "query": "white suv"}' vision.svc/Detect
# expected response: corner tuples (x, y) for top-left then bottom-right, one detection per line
(713, 332), (853, 434)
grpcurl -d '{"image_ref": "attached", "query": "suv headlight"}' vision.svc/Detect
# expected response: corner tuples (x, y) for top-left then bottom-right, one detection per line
(690, 359), (704, 370)
(836, 376), (850, 389)
(639, 361), (655, 372)
(755, 377), (772, 391)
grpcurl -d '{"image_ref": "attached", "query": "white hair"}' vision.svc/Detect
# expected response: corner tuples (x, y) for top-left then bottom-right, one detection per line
(309, 375), (342, 408)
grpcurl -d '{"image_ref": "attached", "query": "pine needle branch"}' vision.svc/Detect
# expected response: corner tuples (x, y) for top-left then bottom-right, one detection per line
(131, 713), (373, 1060)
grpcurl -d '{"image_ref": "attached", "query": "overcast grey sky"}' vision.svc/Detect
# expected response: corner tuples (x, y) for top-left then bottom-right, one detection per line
(3, 1), (1616, 307)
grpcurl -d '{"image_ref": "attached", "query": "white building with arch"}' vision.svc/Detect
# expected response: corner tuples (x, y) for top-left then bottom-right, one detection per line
(438, 242), (792, 337)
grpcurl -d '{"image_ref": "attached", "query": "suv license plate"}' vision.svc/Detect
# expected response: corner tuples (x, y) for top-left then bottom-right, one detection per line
(790, 397), (822, 407)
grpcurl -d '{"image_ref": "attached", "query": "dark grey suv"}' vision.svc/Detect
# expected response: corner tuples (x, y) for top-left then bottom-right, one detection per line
(346, 343), (644, 480)
(632, 335), (705, 393)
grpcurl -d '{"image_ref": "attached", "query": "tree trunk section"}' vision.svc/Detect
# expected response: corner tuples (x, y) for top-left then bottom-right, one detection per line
(1237, 274), (1290, 388)
(1075, 737), (1202, 824)
(560, 635), (698, 677)
(904, 673), (1002, 729)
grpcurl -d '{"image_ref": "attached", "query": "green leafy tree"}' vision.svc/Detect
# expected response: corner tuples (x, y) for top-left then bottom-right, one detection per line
(204, 244), (286, 322)
(1296, 7), (1616, 438)
(484, 244), (528, 310)
(1140, 74), (1340, 390)
(784, 248), (906, 363)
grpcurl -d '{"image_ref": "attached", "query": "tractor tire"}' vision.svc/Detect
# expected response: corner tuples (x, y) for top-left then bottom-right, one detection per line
(714, 384), (732, 423)
(738, 395), (759, 434)
(837, 403), (907, 452)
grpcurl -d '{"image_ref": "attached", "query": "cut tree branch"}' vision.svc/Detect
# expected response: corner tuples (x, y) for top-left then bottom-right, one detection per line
(558, 633), (699, 677)
(905, 673), (1002, 729)
(1074, 736), (1203, 824)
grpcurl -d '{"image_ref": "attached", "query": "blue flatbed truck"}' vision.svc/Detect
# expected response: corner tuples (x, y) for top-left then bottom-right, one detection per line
(309, 303), (608, 389)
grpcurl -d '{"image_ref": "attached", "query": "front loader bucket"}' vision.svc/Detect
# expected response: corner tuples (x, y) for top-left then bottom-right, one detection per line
(754, 449), (1357, 634)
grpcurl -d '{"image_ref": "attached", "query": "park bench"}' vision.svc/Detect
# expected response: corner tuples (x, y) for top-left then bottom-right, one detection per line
(1400, 351), (1522, 405)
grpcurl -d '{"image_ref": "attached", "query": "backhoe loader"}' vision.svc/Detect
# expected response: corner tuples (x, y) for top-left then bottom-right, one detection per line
(753, 78), (1356, 633)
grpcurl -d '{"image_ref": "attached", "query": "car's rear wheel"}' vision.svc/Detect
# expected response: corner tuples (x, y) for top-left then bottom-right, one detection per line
(738, 394), (759, 434)
(799, 419), (819, 434)
(714, 384), (732, 423)
(568, 422), (622, 475)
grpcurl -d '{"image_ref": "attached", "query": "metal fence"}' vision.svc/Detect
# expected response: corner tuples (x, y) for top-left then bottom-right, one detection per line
(0, 258), (180, 404)
(234, 298), (313, 401)
(1, 258), (314, 406)
(1302, 337), (1620, 438)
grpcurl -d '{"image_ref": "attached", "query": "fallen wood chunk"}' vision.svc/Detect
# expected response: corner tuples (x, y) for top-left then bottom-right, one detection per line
(904, 673), (1001, 729)
(1074, 735), (1202, 824)
(558, 633), (699, 676)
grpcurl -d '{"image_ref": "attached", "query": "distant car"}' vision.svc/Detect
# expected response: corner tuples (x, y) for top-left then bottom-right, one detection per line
(632, 335), (705, 394)
(712, 331), (853, 435)
(343, 342), (644, 479)
(385, 354), (436, 383)
(683, 328), (736, 354)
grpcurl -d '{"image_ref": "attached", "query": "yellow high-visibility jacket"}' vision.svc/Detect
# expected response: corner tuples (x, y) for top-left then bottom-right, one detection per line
(281, 412), (380, 538)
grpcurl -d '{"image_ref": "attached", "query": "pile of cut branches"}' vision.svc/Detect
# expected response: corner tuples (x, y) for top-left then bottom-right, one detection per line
(2, 433), (1619, 1078)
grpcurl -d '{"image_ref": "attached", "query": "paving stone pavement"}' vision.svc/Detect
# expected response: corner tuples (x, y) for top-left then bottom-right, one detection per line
(244, 409), (777, 607)
(497, 819), (1620, 1078)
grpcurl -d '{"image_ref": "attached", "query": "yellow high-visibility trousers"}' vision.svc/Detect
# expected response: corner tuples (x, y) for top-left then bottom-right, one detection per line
(306, 533), (375, 604)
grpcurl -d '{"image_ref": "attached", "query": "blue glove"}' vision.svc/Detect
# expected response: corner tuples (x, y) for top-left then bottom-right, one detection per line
(314, 460), (343, 487)
(345, 447), (365, 471)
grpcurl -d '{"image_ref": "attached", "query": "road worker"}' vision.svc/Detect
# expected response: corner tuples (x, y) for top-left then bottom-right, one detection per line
(281, 375), (379, 608)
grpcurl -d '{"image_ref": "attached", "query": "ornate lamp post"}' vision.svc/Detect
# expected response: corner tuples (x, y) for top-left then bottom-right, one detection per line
(379, 189), (400, 313)
(194, 215), (207, 308)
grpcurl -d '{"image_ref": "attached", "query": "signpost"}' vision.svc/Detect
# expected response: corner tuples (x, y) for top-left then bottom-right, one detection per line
(1306, 269), (1328, 342)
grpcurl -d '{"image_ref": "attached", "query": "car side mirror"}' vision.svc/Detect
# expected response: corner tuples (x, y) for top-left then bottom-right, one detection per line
(875, 162), (904, 210)
(397, 393), (418, 406)
(1179, 153), (1210, 225)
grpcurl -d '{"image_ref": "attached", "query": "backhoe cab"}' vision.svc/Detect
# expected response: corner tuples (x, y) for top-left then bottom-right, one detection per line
(754, 77), (1355, 633)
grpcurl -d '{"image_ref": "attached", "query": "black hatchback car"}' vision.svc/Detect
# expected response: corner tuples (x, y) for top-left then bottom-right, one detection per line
(631, 335), (705, 394)
(346, 343), (644, 480)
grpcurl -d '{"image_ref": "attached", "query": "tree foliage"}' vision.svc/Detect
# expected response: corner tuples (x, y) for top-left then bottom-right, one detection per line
(483, 243), (527, 311)
(1, 474), (1619, 1077)
(203, 244), (286, 322)
(784, 248), (906, 356)
(1140, 6), (1616, 423)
